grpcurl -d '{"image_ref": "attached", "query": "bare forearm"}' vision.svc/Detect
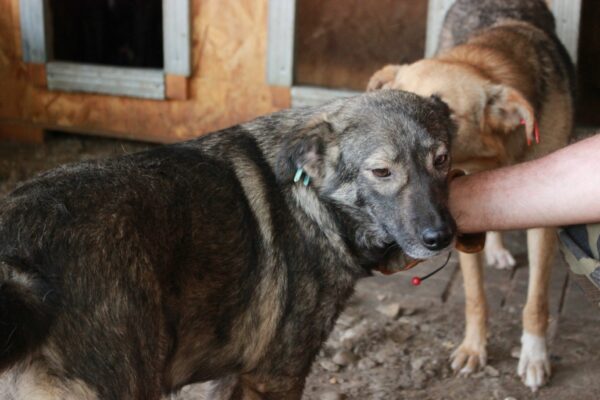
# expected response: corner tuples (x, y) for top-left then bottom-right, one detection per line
(450, 134), (600, 233)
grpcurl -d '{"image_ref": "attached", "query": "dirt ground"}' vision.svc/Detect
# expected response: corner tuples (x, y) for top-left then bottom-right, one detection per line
(1, 132), (599, 400)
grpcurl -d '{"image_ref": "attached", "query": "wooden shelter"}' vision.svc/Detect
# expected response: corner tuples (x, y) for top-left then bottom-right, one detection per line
(0, 0), (587, 144)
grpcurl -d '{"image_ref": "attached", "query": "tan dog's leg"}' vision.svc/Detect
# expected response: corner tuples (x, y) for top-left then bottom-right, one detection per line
(451, 251), (488, 374)
(485, 231), (516, 269)
(518, 227), (555, 391)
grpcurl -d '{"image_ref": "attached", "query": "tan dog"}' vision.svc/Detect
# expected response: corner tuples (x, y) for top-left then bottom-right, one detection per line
(368, 0), (574, 392)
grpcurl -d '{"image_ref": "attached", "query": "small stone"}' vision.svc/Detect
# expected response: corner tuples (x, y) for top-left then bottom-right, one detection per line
(472, 371), (486, 379)
(411, 370), (428, 389)
(411, 356), (428, 372)
(376, 303), (402, 318)
(329, 377), (338, 384)
(402, 307), (417, 316)
(396, 373), (413, 389)
(484, 365), (500, 377)
(320, 390), (343, 400)
(510, 346), (521, 359)
(357, 358), (377, 370)
(504, 397), (517, 400)
(376, 294), (387, 301)
(319, 360), (340, 372)
(336, 313), (359, 328)
(340, 321), (368, 342)
(332, 350), (357, 366)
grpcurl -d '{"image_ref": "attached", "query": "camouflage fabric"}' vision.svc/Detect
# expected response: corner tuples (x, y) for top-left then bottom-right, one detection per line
(558, 224), (600, 305)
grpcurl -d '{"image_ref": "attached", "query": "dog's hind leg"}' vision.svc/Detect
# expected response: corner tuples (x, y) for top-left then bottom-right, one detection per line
(485, 231), (516, 270)
(450, 251), (488, 375)
(518, 227), (555, 391)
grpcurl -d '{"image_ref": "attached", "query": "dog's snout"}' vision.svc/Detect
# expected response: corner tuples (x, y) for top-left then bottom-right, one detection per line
(421, 226), (453, 250)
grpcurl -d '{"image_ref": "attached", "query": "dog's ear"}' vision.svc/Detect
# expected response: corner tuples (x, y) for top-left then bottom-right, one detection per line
(366, 65), (404, 91)
(484, 85), (535, 139)
(276, 114), (335, 185)
(428, 94), (458, 138)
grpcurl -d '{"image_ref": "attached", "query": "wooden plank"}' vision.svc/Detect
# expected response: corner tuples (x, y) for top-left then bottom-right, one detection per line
(165, 74), (189, 101)
(291, 86), (358, 108)
(46, 62), (165, 100)
(163, 0), (191, 76)
(425, 0), (456, 57)
(0, 121), (44, 143)
(294, 0), (427, 91)
(551, 0), (582, 64)
(266, 0), (296, 86)
(26, 63), (46, 88)
(18, 0), (48, 62)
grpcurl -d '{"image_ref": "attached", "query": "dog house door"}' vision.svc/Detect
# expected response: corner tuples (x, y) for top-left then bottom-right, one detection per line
(19, 0), (191, 100)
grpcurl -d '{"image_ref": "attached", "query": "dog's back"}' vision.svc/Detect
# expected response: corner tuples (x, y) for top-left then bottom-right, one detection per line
(438, 0), (556, 52)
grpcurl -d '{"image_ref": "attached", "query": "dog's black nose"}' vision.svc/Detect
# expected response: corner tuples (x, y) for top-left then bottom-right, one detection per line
(421, 227), (453, 250)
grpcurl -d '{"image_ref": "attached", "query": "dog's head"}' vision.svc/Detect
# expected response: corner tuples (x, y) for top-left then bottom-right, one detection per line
(367, 61), (535, 171)
(276, 90), (457, 268)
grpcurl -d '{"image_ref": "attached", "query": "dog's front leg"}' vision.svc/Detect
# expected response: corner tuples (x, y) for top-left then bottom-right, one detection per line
(451, 251), (488, 374)
(518, 227), (555, 392)
(207, 374), (305, 400)
(485, 231), (516, 269)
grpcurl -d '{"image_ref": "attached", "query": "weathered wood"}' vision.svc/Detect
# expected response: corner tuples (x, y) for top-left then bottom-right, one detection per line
(266, 0), (296, 86)
(18, 0), (48, 62)
(294, 0), (427, 91)
(46, 62), (165, 100)
(1, 0), (291, 143)
(165, 74), (189, 101)
(551, 0), (582, 64)
(291, 86), (358, 108)
(0, 121), (44, 143)
(163, 0), (191, 76)
(425, 0), (456, 57)
(26, 62), (46, 87)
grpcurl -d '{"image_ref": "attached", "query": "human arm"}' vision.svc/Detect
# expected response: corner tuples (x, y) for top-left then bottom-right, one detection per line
(450, 134), (600, 233)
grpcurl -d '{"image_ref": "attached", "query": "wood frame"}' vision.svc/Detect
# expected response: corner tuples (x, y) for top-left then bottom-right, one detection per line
(425, 0), (582, 62)
(425, 0), (455, 57)
(266, 0), (582, 106)
(551, 0), (582, 63)
(266, 0), (358, 107)
(18, 0), (191, 100)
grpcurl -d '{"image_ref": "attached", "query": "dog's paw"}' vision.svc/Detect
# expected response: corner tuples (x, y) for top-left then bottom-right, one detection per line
(518, 332), (551, 392)
(485, 246), (516, 270)
(450, 342), (487, 375)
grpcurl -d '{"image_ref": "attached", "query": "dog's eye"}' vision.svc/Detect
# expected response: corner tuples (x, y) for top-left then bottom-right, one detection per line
(371, 168), (391, 178)
(434, 153), (448, 167)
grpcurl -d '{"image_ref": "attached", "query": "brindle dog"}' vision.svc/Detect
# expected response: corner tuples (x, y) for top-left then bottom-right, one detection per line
(0, 90), (456, 399)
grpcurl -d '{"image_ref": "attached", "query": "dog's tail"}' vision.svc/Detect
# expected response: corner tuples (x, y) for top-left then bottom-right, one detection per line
(0, 259), (58, 371)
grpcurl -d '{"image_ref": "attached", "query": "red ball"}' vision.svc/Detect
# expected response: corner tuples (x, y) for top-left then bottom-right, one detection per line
(411, 277), (422, 286)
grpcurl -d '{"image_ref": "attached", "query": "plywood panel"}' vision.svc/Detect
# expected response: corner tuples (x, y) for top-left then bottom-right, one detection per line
(0, 0), (290, 143)
(294, 0), (428, 91)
